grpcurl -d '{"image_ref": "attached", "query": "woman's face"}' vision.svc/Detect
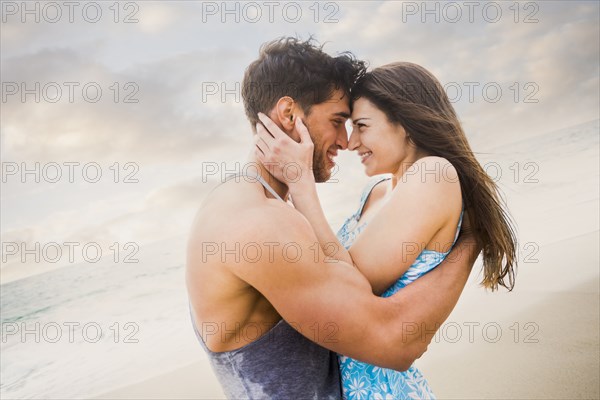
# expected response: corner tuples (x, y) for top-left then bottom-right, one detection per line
(349, 98), (417, 177)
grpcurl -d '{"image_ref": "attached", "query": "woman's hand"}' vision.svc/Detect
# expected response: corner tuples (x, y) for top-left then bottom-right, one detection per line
(254, 113), (355, 270)
(254, 112), (315, 192)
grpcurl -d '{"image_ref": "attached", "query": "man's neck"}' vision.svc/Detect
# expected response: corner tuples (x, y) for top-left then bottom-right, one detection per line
(247, 153), (290, 201)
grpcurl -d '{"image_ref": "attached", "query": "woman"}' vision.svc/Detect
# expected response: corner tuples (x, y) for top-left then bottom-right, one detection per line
(254, 62), (517, 399)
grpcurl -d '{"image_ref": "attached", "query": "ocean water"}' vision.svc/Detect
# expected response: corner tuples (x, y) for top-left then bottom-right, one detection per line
(0, 235), (204, 399)
(1, 119), (598, 399)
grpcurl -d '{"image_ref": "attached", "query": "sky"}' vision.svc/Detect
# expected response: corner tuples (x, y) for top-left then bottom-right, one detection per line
(1, 0), (599, 283)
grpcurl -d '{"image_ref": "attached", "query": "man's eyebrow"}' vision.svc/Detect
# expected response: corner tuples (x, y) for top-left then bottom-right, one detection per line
(333, 112), (351, 119)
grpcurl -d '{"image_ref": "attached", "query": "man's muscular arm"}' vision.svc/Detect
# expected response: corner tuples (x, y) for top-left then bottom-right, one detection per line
(215, 204), (479, 371)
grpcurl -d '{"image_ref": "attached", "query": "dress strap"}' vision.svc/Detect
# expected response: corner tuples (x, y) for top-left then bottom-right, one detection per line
(445, 202), (465, 255)
(223, 173), (284, 202)
(357, 175), (392, 218)
(453, 206), (464, 244)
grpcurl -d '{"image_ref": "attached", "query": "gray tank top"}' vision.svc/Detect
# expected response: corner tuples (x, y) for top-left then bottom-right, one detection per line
(189, 173), (342, 399)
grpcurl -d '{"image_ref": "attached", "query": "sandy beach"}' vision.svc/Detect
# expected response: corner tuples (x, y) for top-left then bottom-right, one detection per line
(96, 361), (225, 399)
(96, 120), (600, 399)
(96, 240), (600, 400)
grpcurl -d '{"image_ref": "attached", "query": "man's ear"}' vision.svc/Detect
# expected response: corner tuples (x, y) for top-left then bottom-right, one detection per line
(273, 96), (298, 133)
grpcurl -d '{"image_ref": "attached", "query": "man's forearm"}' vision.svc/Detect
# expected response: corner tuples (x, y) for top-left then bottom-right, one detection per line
(383, 235), (481, 358)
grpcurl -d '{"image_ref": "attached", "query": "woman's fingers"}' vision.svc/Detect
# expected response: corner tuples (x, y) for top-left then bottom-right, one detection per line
(295, 117), (313, 146)
(253, 131), (267, 156)
(258, 112), (287, 140)
(253, 113), (314, 185)
(256, 123), (274, 148)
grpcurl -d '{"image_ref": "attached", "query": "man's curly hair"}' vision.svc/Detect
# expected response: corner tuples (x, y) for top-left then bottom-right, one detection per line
(242, 36), (366, 130)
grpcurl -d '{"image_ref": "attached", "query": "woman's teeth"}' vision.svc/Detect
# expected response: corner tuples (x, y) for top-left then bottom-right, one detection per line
(360, 151), (372, 163)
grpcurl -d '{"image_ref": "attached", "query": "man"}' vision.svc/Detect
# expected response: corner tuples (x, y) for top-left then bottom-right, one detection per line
(186, 37), (480, 399)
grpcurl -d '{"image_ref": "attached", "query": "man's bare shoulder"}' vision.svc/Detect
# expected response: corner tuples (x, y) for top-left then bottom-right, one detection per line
(187, 188), (317, 288)
(189, 182), (311, 247)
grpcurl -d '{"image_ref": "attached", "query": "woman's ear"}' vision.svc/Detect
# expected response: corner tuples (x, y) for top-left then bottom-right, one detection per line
(274, 96), (297, 133)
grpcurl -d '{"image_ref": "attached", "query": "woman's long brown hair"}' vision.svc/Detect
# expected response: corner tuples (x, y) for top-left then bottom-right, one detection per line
(352, 62), (517, 291)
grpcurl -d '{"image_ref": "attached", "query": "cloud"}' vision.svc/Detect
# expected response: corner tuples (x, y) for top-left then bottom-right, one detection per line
(137, 3), (178, 34)
(2, 46), (251, 164)
(2, 0), (598, 283)
(318, 1), (599, 147)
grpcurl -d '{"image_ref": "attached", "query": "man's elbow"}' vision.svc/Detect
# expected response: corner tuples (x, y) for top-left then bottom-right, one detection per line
(372, 328), (429, 372)
(393, 340), (428, 372)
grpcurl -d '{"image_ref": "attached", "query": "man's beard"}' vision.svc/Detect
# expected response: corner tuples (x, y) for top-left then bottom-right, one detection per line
(312, 148), (330, 183)
(302, 118), (331, 183)
(306, 122), (330, 182)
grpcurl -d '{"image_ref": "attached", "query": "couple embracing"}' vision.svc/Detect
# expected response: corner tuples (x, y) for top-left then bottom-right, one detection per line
(186, 36), (516, 400)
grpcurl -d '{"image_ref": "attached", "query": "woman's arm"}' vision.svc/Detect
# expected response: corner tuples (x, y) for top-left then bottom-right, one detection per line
(350, 157), (462, 293)
(288, 176), (356, 265)
(254, 113), (462, 294)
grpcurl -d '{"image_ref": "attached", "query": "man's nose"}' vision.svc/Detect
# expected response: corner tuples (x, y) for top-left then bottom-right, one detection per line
(348, 128), (360, 151)
(336, 129), (348, 150)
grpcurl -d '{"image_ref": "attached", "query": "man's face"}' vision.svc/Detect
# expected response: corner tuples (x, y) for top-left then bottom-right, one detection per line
(301, 89), (351, 182)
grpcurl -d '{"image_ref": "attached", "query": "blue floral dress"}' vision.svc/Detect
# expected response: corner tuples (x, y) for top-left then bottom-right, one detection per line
(336, 175), (463, 400)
